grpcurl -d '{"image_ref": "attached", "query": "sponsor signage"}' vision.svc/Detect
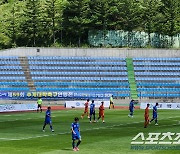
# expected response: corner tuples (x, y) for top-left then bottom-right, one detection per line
(65, 100), (110, 108)
(0, 92), (113, 100)
(140, 103), (180, 109)
(0, 104), (37, 112)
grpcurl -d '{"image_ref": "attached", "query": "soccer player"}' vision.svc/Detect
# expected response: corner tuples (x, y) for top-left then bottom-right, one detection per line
(42, 106), (54, 132)
(144, 103), (150, 128)
(71, 117), (81, 151)
(89, 100), (96, 123)
(128, 100), (135, 118)
(109, 95), (114, 109)
(97, 101), (105, 123)
(81, 99), (90, 119)
(37, 97), (43, 113)
(150, 103), (159, 125)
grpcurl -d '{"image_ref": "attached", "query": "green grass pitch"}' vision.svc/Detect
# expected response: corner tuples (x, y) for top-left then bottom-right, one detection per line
(0, 109), (180, 154)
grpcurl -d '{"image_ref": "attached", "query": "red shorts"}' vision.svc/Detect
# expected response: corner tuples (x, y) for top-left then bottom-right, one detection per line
(99, 113), (104, 117)
(84, 110), (88, 113)
(145, 116), (149, 121)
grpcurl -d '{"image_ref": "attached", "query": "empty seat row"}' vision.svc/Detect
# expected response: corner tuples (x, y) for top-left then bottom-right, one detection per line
(29, 66), (127, 71)
(135, 72), (180, 76)
(0, 87), (29, 91)
(138, 93), (180, 97)
(0, 77), (25, 80)
(34, 82), (129, 87)
(133, 62), (180, 66)
(136, 77), (180, 81)
(0, 66), (22, 70)
(0, 71), (24, 75)
(0, 56), (19, 59)
(31, 71), (127, 76)
(32, 77), (128, 81)
(133, 58), (180, 61)
(36, 87), (130, 92)
(137, 88), (180, 91)
(134, 67), (180, 71)
(0, 82), (28, 86)
(137, 82), (180, 87)
(0, 61), (20, 64)
(28, 61), (126, 65)
(28, 56), (125, 61)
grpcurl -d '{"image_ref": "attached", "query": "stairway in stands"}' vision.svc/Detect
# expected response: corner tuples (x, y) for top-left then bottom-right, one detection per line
(19, 57), (35, 91)
(126, 58), (138, 100)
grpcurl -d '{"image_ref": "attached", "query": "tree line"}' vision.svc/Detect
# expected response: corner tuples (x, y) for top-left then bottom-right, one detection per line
(0, 0), (179, 49)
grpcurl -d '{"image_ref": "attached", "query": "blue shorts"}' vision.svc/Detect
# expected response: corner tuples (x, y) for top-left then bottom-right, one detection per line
(129, 109), (134, 112)
(72, 133), (81, 140)
(90, 111), (95, 115)
(45, 119), (52, 124)
(153, 114), (157, 119)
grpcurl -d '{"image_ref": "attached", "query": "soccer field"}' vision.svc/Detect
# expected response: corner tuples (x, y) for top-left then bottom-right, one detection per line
(0, 109), (179, 154)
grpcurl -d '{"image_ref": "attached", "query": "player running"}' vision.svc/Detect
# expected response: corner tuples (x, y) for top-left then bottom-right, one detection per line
(128, 100), (135, 118)
(144, 103), (150, 128)
(37, 97), (43, 113)
(42, 106), (54, 132)
(81, 99), (90, 119)
(71, 117), (81, 151)
(97, 101), (105, 123)
(89, 100), (96, 123)
(150, 103), (159, 125)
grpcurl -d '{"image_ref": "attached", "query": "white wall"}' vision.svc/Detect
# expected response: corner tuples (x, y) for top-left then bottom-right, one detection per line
(0, 47), (180, 57)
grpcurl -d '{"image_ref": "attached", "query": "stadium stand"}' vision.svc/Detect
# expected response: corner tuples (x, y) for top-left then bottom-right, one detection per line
(0, 55), (179, 99)
(133, 57), (180, 99)
(0, 56), (29, 91)
(28, 56), (130, 97)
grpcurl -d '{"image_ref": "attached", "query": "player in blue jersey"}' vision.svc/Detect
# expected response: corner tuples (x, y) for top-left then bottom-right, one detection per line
(42, 107), (54, 132)
(128, 100), (135, 118)
(89, 100), (96, 123)
(71, 117), (81, 151)
(150, 103), (159, 125)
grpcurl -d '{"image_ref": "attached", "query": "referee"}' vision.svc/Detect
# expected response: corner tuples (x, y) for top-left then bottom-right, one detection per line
(109, 95), (114, 109)
(37, 97), (43, 113)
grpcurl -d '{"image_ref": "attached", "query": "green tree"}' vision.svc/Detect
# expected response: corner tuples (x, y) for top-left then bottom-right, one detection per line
(160, 0), (180, 45)
(5, 0), (24, 47)
(89, 0), (121, 30)
(140, 0), (162, 45)
(89, 0), (107, 30)
(89, 0), (121, 46)
(20, 0), (43, 46)
(118, 0), (142, 46)
(0, 1), (13, 49)
(0, 0), (8, 5)
(44, 0), (63, 45)
(63, 0), (91, 46)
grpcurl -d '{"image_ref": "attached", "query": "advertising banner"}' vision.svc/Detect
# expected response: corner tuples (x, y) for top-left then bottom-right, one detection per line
(0, 91), (113, 100)
(65, 100), (110, 108)
(0, 104), (37, 112)
(140, 102), (180, 109)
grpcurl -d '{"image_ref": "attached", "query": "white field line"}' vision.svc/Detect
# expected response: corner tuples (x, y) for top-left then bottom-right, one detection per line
(0, 116), (57, 123)
(0, 116), (180, 141)
(0, 110), (68, 117)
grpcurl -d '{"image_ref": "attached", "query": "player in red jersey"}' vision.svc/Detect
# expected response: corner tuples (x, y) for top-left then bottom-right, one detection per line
(97, 101), (105, 123)
(144, 104), (150, 128)
(81, 99), (90, 119)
